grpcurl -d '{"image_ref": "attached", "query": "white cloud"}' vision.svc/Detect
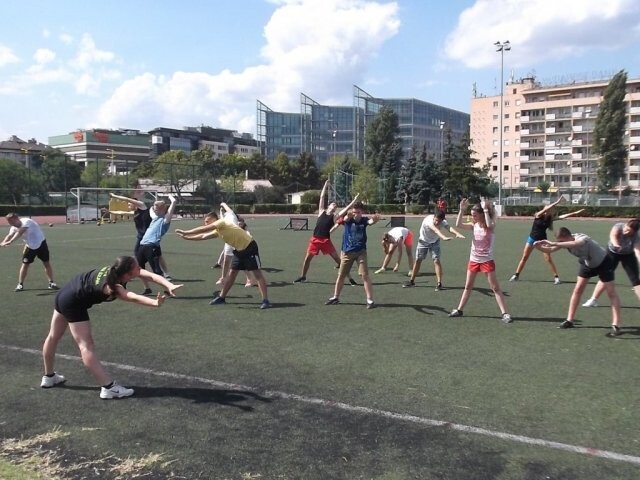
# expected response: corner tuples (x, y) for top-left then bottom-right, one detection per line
(72, 33), (115, 69)
(34, 48), (56, 64)
(0, 45), (19, 67)
(96, 0), (400, 132)
(444, 0), (640, 69)
(59, 33), (74, 45)
(42, 28), (51, 39)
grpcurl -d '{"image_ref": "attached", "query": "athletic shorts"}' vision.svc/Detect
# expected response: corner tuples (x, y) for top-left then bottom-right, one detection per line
(22, 240), (50, 264)
(231, 240), (262, 271)
(578, 254), (615, 283)
(339, 250), (368, 277)
(54, 287), (90, 323)
(137, 244), (163, 275)
(403, 231), (414, 247)
(609, 251), (640, 286)
(416, 241), (441, 261)
(468, 260), (496, 273)
(307, 236), (337, 256)
(223, 243), (234, 256)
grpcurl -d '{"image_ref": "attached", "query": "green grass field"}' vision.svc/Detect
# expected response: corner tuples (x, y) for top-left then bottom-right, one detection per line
(0, 215), (639, 479)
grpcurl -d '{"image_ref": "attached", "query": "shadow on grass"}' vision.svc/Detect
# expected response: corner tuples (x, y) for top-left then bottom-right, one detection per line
(578, 324), (640, 339)
(60, 384), (272, 410)
(261, 267), (283, 273)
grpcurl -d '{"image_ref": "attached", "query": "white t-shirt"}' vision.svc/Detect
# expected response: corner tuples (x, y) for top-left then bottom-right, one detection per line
(419, 215), (450, 245)
(470, 223), (494, 263)
(10, 217), (45, 249)
(387, 227), (409, 242)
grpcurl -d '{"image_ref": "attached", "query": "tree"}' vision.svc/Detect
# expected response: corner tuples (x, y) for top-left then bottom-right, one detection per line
(409, 145), (445, 206)
(592, 69), (628, 191)
(294, 152), (320, 189)
(154, 151), (200, 199)
(442, 131), (491, 202)
(39, 149), (82, 192)
(395, 145), (417, 204)
(352, 165), (379, 203)
(0, 159), (27, 204)
(81, 160), (108, 188)
(364, 105), (402, 175)
(270, 152), (294, 187)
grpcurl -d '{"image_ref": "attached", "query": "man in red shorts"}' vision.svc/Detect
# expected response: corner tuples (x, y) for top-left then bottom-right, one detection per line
(293, 180), (356, 286)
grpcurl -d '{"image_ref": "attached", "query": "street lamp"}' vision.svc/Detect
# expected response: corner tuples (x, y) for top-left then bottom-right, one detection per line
(20, 148), (32, 217)
(439, 121), (445, 162)
(495, 40), (511, 205)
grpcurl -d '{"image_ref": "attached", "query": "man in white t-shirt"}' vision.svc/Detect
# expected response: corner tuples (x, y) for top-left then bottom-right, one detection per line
(1, 213), (58, 291)
(403, 210), (464, 290)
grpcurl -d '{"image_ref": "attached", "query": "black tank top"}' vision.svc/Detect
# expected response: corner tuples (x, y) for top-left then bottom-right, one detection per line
(313, 211), (335, 238)
(529, 215), (552, 241)
(68, 266), (121, 308)
(134, 208), (152, 237)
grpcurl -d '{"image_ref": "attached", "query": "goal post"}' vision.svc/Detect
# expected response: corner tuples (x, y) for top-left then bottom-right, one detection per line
(68, 187), (159, 224)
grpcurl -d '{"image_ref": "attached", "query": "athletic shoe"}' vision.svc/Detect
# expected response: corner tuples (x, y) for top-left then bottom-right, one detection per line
(213, 263), (221, 269)
(245, 282), (254, 288)
(403, 280), (415, 288)
(558, 320), (574, 329)
(449, 309), (463, 317)
(40, 372), (66, 388)
(325, 296), (339, 305)
(509, 274), (519, 282)
(215, 278), (224, 285)
(48, 282), (59, 290)
(163, 274), (173, 282)
(501, 313), (513, 324)
(260, 299), (271, 309)
(609, 325), (621, 337)
(407, 271), (413, 277)
(348, 278), (358, 286)
(15, 283), (23, 292)
(210, 296), (226, 305)
(374, 268), (386, 274)
(293, 276), (306, 284)
(141, 288), (152, 295)
(435, 282), (443, 291)
(554, 277), (561, 285)
(366, 300), (376, 309)
(100, 382), (134, 399)
(582, 298), (598, 307)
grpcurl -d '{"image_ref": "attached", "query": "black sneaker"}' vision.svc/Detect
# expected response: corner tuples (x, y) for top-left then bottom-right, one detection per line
(449, 309), (463, 317)
(348, 278), (358, 286)
(142, 288), (152, 295)
(325, 297), (339, 305)
(558, 320), (574, 329)
(402, 280), (415, 288)
(48, 282), (59, 290)
(609, 325), (621, 337)
(435, 282), (443, 291)
(293, 276), (306, 284)
(210, 296), (226, 305)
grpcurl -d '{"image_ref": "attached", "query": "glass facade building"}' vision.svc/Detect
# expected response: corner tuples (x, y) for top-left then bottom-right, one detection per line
(258, 87), (469, 167)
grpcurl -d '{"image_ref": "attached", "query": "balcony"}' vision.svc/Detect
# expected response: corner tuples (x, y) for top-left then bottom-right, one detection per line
(630, 107), (640, 114)
(572, 111), (583, 118)
(572, 153), (583, 160)
(628, 179), (639, 187)
(545, 113), (556, 120)
(545, 140), (556, 147)
(629, 121), (640, 128)
(519, 155), (530, 161)
(545, 154), (555, 160)
(520, 142), (530, 148)
(629, 150), (640, 159)
(545, 127), (556, 134)
(572, 125), (583, 132)
(520, 115), (530, 122)
(571, 139), (583, 146)
(520, 129), (530, 135)
(629, 165), (640, 173)
(571, 166), (583, 174)
(571, 180), (583, 188)
(545, 168), (555, 174)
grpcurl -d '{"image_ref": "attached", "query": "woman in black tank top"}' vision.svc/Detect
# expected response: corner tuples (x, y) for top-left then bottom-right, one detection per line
(40, 256), (182, 399)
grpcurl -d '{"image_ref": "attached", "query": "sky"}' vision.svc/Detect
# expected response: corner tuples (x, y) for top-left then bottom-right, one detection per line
(1, 0), (640, 144)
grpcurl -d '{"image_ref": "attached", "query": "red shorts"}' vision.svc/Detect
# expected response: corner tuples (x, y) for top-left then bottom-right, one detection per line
(468, 260), (496, 273)
(403, 231), (414, 246)
(307, 236), (336, 256)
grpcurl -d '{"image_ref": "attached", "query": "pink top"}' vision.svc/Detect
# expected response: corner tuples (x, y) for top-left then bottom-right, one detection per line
(470, 222), (494, 263)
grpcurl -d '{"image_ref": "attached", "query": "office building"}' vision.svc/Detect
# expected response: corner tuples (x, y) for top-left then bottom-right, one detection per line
(149, 126), (259, 160)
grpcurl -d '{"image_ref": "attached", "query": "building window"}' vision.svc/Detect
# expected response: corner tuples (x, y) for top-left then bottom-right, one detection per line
(503, 151), (510, 158)
(515, 99), (522, 106)
(504, 126), (509, 133)
(504, 113), (510, 119)
(493, 127), (498, 133)
(504, 100), (510, 107)
(492, 165), (498, 171)
(493, 114), (499, 120)
(493, 101), (499, 107)
(515, 125), (520, 132)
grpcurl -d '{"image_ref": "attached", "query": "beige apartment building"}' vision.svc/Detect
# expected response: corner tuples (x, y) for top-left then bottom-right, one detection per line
(471, 76), (640, 197)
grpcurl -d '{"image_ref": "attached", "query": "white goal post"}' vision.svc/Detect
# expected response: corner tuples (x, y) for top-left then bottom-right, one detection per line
(68, 187), (159, 224)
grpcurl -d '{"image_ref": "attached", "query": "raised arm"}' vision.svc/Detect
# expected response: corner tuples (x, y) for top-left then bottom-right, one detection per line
(535, 198), (561, 218)
(318, 180), (329, 212)
(336, 193), (360, 218)
(456, 198), (472, 230)
(480, 197), (495, 230)
(367, 212), (381, 226)
(110, 192), (146, 209)
(164, 195), (178, 223)
(558, 208), (585, 220)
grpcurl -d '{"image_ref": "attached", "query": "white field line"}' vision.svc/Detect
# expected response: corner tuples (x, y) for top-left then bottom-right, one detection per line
(4, 343), (640, 466)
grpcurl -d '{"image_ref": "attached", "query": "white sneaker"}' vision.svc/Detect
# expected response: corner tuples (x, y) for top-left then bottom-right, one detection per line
(215, 278), (224, 285)
(554, 277), (561, 285)
(100, 382), (134, 399)
(509, 274), (519, 282)
(40, 372), (66, 388)
(582, 298), (599, 308)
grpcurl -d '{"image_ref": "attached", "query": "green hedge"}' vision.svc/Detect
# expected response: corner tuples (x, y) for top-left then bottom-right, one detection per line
(503, 205), (639, 218)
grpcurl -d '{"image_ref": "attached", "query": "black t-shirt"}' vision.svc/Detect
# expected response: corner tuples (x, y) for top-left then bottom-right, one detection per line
(66, 266), (120, 309)
(313, 211), (335, 238)
(134, 207), (152, 237)
(529, 215), (552, 241)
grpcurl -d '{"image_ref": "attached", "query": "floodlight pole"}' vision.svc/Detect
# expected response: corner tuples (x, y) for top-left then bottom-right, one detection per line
(495, 40), (511, 205)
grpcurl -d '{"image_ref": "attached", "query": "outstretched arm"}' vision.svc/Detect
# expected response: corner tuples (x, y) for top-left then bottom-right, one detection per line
(558, 208), (585, 220)
(176, 230), (219, 241)
(336, 193), (360, 218)
(318, 180), (329, 212)
(110, 193), (146, 209)
(535, 198), (561, 218)
(456, 198), (472, 230)
(0, 227), (24, 246)
(367, 212), (381, 225)
(164, 195), (178, 223)
(480, 197), (495, 230)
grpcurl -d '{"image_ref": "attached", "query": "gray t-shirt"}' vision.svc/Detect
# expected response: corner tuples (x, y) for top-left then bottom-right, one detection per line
(567, 233), (607, 267)
(608, 222), (639, 255)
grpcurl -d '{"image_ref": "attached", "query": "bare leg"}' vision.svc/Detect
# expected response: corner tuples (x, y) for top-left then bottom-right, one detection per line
(408, 258), (423, 282)
(514, 244), (534, 275)
(405, 245), (414, 272)
(219, 270), (240, 298)
(43, 310), (69, 375)
(602, 281), (621, 327)
(588, 280), (605, 301)
(456, 270), (478, 311)
(159, 256), (169, 275)
(68, 321), (111, 386)
(300, 252), (314, 277)
(361, 262), (374, 302)
(251, 270), (269, 300)
(567, 277), (589, 321)
(43, 261), (55, 283)
(542, 252), (559, 277)
(434, 259), (443, 284)
(486, 271), (509, 314)
(18, 263), (29, 283)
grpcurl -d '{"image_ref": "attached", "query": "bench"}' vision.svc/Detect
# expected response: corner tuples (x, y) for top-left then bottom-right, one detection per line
(384, 216), (405, 228)
(281, 217), (309, 231)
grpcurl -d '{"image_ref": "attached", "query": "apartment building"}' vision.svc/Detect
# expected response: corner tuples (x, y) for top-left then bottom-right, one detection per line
(471, 76), (640, 195)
